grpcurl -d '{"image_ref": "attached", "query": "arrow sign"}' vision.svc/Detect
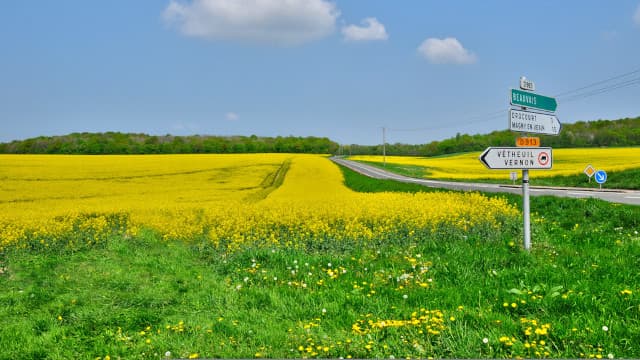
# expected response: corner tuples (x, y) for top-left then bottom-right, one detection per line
(511, 89), (557, 112)
(594, 170), (607, 184)
(509, 109), (561, 135)
(479, 147), (553, 170)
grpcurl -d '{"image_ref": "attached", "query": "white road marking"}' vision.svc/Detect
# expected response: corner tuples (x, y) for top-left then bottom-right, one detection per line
(567, 192), (591, 196)
(334, 158), (640, 205)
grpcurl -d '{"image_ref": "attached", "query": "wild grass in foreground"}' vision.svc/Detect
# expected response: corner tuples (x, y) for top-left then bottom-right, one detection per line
(1, 168), (639, 359)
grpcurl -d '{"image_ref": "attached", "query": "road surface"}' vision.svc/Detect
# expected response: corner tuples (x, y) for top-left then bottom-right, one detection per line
(332, 157), (640, 206)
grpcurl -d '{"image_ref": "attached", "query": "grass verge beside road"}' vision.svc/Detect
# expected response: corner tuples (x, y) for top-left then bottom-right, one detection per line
(353, 159), (640, 190)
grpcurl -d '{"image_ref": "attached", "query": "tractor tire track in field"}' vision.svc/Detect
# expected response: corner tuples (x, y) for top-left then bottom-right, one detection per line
(6, 167), (248, 182)
(244, 158), (292, 202)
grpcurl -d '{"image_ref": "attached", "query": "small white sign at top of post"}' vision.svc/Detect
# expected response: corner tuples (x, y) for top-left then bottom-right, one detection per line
(520, 76), (535, 91)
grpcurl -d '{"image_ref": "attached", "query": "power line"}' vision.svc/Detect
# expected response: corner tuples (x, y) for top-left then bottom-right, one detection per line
(560, 76), (640, 103)
(553, 67), (640, 98)
(385, 65), (640, 136)
(388, 108), (508, 132)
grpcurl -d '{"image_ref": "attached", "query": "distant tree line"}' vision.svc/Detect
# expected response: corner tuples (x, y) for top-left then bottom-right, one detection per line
(2, 117), (638, 156)
(0, 133), (339, 155)
(341, 116), (640, 156)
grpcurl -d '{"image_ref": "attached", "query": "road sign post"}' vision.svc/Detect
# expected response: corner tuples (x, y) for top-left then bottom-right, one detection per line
(479, 146), (553, 251)
(478, 78), (561, 251)
(594, 170), (607, 189)
(584, 164), (595, 183)
(522, 169), (531, 250)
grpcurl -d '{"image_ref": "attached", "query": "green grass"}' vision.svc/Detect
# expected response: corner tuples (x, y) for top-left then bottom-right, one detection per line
(1, 168), (640, 359)
(355, 160), (640, 190)
(375, 161), (429, 178)
(531, 167), (640, 189)
(464, 167), (640, 190)
(356, 160), (431, 179)
(339, 164), (438, 193)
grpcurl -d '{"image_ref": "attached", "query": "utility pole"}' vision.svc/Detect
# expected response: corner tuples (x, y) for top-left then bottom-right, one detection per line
(382, 127), (386, 167)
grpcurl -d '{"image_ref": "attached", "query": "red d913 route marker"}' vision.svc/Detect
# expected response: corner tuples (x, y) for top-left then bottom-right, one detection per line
(516, 137), (540, 147)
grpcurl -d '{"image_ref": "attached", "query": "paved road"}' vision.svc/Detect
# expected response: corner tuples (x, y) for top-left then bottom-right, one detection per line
(332, 157), (640, 206)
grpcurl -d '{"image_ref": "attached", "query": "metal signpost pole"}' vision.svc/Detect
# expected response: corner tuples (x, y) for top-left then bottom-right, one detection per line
(480, 77), (559, 251)
(522, 169), (531, 251)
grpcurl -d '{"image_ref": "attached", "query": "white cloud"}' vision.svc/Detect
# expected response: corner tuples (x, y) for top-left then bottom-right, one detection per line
(163, 0), (339, 46)
(342, 17), (388, 41)
(634, 4), (640, 25)
(417, 37), (477, 65)
(225, 112), (239, 121)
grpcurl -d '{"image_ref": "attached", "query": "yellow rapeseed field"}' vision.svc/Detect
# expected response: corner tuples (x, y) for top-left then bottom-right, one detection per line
(350, 147), (640, 180)
(0, 154), (518, 251)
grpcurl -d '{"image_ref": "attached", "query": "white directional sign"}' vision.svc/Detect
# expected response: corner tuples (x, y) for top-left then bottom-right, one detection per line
(479, 147), (553, 170)
(509, 109), (561, 135)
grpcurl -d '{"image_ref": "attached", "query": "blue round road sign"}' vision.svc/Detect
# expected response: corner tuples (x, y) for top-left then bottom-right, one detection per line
(594, 170), (607, 184)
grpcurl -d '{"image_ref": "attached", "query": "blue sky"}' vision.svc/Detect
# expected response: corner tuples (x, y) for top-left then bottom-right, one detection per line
(1, 1), (639, 145)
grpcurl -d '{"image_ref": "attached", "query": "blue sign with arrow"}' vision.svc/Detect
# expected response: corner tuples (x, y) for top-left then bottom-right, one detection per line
(594, 170), (607, 184)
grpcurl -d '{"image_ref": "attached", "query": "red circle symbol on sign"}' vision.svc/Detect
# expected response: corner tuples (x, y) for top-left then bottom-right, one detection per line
(538, 152), (550, 166)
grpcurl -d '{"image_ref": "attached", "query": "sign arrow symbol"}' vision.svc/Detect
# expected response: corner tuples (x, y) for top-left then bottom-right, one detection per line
(479, 148), (490, 168)
(594, 170), (607, 184)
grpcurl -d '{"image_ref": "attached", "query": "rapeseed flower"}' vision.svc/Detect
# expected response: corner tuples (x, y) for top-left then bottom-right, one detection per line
(1, 154), (518, 253)
(349, 147), (640, 180)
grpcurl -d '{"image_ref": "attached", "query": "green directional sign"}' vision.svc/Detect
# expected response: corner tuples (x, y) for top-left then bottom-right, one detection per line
(510, 89), (557, 112)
